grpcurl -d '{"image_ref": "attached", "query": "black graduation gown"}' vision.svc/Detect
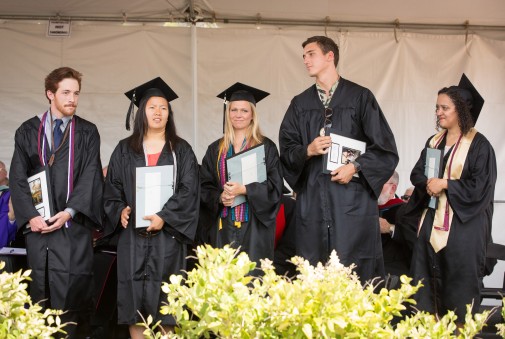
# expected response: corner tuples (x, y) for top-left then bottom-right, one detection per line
(379, 199), (413, 278)
(199, 137), (283, 267)
(103, 138), (199, 325)
(9, 115), (103, 313)
(273, 195), (297, 277)
(279, 79), (399, 284)
(409, 131), (496, 319)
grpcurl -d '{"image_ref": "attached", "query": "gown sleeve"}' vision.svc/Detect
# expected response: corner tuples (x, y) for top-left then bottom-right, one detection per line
(157, 142), (200, 244)
(354, 89), (399, 198)
(9, 126), (41, 227)
(279, 99), (310, 192)
(245, 139), (283, 228)
(199, 142), (222, 222)
(103, 143), (128, 235)
(66, 124), (103, 228)
(446, 135), (497, 223)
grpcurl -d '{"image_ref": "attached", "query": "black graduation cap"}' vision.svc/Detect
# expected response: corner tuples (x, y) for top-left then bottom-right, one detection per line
(216, 82), (270, 132)
(124, 77), (178, 130)
(457, 74), (484, 124)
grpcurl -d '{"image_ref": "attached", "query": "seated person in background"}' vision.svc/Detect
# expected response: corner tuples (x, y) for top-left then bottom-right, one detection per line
(0, 162), (26, 273)
(378, 171), (415, 287)
(0, 161), (17, 249)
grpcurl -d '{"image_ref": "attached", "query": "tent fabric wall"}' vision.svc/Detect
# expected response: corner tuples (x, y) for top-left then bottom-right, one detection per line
(1, 21), (504, 288)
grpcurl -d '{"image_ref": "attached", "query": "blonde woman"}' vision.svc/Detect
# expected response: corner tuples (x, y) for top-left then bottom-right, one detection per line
(200, 83), (283, 269)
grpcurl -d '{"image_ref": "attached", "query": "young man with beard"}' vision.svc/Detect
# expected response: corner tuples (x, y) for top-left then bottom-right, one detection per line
(10, 67), (103, 338)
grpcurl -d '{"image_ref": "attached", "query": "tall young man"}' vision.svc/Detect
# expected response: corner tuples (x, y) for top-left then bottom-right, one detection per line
(279, 36), (398, 284)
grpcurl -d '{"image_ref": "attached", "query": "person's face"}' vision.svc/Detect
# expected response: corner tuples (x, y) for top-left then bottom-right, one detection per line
(145, 96), (169, 131)
(378, 181), (396, 205)
(436, 93), (459, 130)
(47, 78), (80, 118)
(302, 42), (334, 77)
(229, 100), (253, 132)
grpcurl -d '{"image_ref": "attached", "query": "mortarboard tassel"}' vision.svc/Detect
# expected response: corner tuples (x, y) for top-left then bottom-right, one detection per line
(222, 93), (227, 134)
(125, 91), (136, 131)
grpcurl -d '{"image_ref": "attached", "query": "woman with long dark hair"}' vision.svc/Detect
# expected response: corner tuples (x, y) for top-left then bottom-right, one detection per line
(199, 83), (283, 270)
(103, 77), (199, 338)
(408, 74), (496, 322)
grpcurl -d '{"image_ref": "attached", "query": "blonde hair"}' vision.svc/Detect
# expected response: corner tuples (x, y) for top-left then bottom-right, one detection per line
(219, 101), (264, 152)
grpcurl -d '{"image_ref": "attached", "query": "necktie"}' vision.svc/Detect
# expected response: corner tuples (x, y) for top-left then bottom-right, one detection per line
(53, 119), (64, 150)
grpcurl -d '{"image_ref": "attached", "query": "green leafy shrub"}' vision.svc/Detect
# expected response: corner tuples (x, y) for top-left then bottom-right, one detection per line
(143, 245), (491, 338)
(0, 261), (66, 338)
(497, 298), (505, 337)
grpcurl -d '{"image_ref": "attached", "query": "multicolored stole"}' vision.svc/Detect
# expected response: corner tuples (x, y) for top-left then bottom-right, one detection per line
(37, 111), (76, 227)
(419, 127), (477, 252)
(217, 138), (250, 228)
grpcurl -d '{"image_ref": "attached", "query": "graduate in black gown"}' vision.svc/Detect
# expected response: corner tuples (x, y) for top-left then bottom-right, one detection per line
(408, 74), (496, 322)
(9, 67), (103, 338)
(200, 83), (283, 270)
(103, 77), (199, 338)
(279, 36), (398, 284)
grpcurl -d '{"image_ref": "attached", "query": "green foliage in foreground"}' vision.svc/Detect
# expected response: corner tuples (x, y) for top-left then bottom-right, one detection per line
(143, 245), (492, 339)
(497, 298), (505, 337)
(0, 261), (66, 338)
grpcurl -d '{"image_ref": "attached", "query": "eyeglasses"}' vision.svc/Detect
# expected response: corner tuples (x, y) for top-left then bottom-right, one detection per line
(324, 108), (333, 127)
(401, 195), (411, 200)
(320, 108), (333, 136)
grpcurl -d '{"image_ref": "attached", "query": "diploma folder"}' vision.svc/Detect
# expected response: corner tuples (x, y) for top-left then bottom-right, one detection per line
(135, 165), (174, 228)
(225, 144), (267, 208)
(424, 147), (444, 209)
(323, 130), (366, 175)
(27, 168), (54, 222)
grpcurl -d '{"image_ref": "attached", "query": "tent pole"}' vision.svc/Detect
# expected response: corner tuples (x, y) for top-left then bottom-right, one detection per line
(0, 15), (504, 32)
(191, 24), (198, 150)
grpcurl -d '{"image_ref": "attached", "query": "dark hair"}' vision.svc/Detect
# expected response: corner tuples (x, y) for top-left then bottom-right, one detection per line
(302, 36), (340, 68)
(437, 87), (474, 135)
(128, 95), (179, 154)
(44, 67), (82, 104)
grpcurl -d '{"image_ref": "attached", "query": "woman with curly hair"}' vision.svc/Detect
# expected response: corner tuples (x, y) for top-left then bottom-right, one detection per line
(408, 74), (497, 322)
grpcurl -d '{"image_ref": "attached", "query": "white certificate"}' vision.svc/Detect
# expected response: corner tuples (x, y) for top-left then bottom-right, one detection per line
(323, 131), (366, 175)
(226, 144), (267, 207)
(135, 165), (174, 228)
(241, 153), (258, 185)
(27, 169), (53, 221)
(425, 148), (443, 209)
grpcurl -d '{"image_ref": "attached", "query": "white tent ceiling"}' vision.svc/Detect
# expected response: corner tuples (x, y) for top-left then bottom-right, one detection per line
(1, 0), (505, 28)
